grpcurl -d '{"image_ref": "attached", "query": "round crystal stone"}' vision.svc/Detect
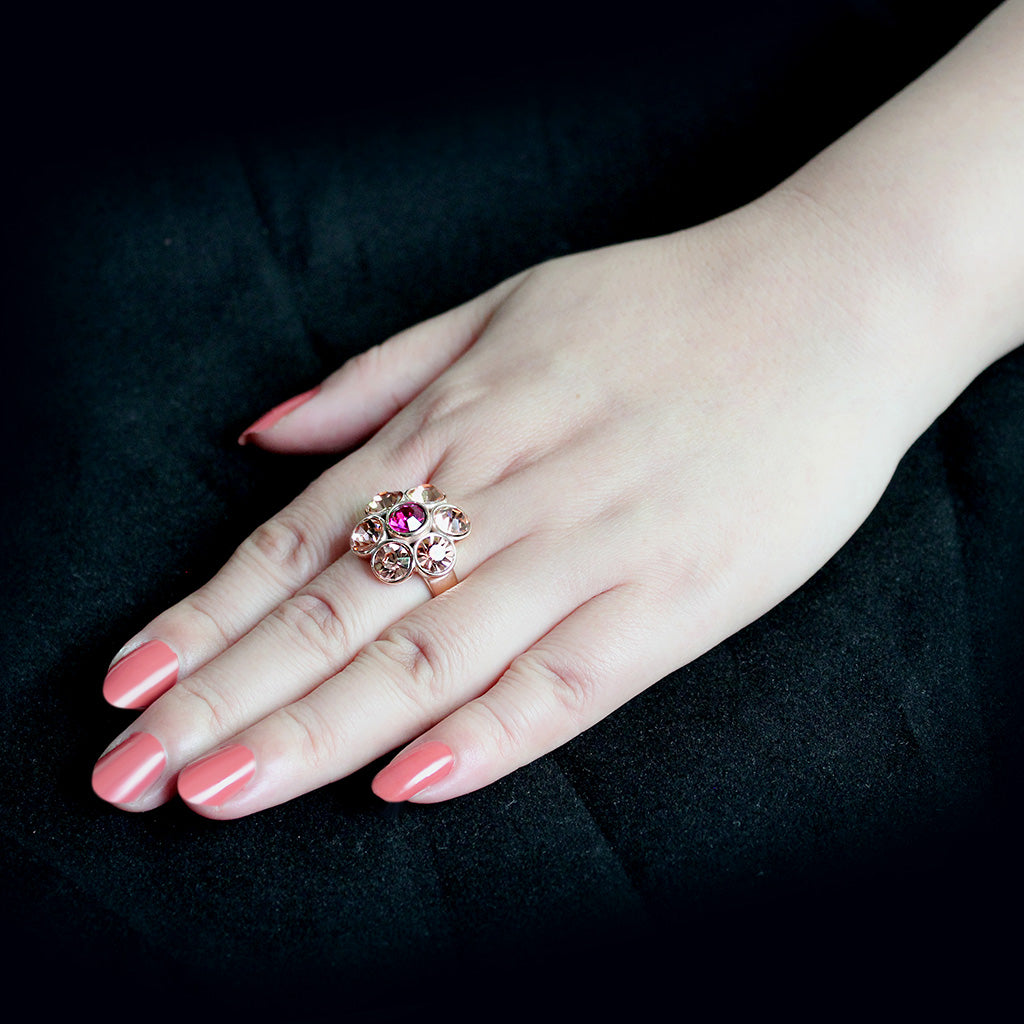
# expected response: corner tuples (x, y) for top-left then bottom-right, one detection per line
(371, 541), (413, 583)
(433, 504), (470, 537)
(415, 534), (456, 577)
(406, 484), (445, 504)
(365, 491), (404, 516)
(350, 515), (385, 555)
(387, 502), (427, 535)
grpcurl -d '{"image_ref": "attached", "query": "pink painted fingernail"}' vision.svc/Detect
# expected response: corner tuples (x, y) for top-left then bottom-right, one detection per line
(371, 741), (454, 802)
(177, 745), (256, 807)
(92, 733), (166, 804)
(238, 386), (320, 445)
(103, 639), (179, 709)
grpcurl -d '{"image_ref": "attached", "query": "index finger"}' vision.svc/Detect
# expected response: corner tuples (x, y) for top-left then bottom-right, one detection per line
(102, 458), (374, 707)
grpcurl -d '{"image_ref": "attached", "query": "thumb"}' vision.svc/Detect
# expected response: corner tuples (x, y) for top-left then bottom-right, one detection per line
(238, 273), (525, 453)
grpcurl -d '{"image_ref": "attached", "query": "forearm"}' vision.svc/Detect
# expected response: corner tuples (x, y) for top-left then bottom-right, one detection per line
(768, 0), (1024, 427)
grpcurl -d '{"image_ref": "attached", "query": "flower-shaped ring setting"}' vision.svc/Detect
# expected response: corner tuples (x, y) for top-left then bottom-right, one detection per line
(350, 485), (471, 596)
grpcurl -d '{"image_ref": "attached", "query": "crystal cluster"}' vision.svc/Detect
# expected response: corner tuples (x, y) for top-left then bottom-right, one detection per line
(351, 485), (470, 585)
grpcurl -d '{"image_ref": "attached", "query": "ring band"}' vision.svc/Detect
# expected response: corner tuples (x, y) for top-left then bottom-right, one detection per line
(351, 485), (471, 597)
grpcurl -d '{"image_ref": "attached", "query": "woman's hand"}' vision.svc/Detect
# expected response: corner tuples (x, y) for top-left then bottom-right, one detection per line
(89, 1), (1024, 818)
(91, 191), (932, 816)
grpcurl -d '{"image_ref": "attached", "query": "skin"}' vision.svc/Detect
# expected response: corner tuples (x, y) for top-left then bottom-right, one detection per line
(95, 1), (1024, 816)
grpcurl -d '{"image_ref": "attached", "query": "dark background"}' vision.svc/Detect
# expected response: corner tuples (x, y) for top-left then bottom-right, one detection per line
(1, 2), (1019, 1018)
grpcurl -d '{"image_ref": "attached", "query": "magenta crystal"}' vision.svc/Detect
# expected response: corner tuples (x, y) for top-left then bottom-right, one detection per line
(387, 502), (427, 535)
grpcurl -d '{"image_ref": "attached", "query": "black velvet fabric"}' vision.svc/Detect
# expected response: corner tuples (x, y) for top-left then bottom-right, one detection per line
(2, 2), (1020, 1018)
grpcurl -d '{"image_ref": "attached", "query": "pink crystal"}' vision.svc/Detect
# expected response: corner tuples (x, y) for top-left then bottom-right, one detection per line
(387, 502), (427, 535)
(365, 491), (405, 515)
(415, 534), (456, 576)
(371, 541), (413, 583)
(406, 484), (445, 504)
(350, 516), (384, 554)
(434, 505), (470, 537)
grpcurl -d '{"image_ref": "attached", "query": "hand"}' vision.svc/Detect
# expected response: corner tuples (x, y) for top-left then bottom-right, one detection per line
(90, 192), (929, 817)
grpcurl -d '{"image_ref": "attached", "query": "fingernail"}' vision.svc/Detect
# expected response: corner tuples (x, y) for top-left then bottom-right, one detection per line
(238, 387), (320, 445)
(178, 745), (257, 807)
(371, 741), (454, 802)
(92, 733), (166, 804)
(103, 639), (179, 709)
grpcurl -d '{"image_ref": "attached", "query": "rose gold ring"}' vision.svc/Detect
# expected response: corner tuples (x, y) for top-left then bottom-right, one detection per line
(350, 485), (471, 597)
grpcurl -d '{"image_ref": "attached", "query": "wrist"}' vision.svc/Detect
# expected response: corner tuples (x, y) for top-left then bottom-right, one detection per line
(672, 190), (946, 454)
(776, 1), (1024, 396)
(729, 0), (1024, 446)
(745, 184), (972, 446)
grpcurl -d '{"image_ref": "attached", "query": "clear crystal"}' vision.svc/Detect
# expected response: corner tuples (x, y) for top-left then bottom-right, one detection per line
(365, 491), (404, 516)
(433, 504), (470, 537)
(371, 541), (413, 583)
(406, 484), (445, 504)
(350, 516), (385, 555)
(387, 502), (427, 535)
(415, 534), (456, 577)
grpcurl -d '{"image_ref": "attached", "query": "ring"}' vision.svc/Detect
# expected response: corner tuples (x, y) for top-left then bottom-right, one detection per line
(350, 485), (471, 597)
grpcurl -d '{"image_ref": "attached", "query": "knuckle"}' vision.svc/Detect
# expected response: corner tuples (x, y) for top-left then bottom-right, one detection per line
(351, 345), (405, 420)
(273, 590), (351, 667)
(403, 380), (490, 449)
(388, 426), (438, 481)
(371, 622), (453, 708)
(241, 509), (326, 582)
(418, 382), (475, 426)
(522, 650), (600, 728)
(464, 696), (532, 762)
(346, 342), (384, 381)
(278, 701), (342, 773)
(175, 675), (243, 736)
(176, 592), (235, 648)
(385, 379), (494, 480)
